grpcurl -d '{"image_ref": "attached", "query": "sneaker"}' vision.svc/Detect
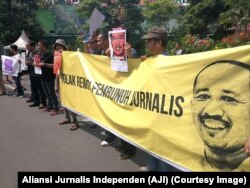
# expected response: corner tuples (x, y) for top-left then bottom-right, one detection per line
(50, 111), (58, 116)
(101, 131), (108, 136)
(89, 124), (100, 131)
(100, 136), (116, 147)
(139, 166), (151, 172)
(19, 95), (24, 98)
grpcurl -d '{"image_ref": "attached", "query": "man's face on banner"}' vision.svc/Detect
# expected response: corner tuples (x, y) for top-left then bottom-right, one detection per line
(111, 32), (125, 56)
(191, 63), (250, 152)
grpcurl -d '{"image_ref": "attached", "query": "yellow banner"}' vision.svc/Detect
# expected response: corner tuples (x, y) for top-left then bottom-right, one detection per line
(61, 45), (250, 171)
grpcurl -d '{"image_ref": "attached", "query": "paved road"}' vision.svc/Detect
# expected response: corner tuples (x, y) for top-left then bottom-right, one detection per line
(0, 76), (149, 188)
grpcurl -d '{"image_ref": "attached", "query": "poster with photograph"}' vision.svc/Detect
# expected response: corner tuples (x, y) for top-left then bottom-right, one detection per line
(53, 50), (62, 75)
(108, 29), (128, 72)
(34, 54), (42, 75)
(20, 52), (28, 71)
(1, 55), (19, 76)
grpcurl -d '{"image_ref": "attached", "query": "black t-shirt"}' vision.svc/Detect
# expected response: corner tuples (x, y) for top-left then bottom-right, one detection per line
(40, 52), (55, 80)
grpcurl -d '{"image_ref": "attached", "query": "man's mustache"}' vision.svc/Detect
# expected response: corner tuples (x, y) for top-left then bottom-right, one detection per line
(198, 113), (231, 128)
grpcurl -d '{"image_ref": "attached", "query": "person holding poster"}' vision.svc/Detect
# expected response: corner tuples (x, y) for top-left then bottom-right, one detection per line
(118, 31), (138, 160)
(9, 44), (24, 97)
(191, 60), (250, 171)
(25, 41), (47, 108)
(96, 32), (117, 146)
(36, 40), (59, 116)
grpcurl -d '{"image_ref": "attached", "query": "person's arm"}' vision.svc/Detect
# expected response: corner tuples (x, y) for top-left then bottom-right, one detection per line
(39, 55), (53, 68)
(125, 42), (132, 58)
(244, 139), (250, 154)
(105, 48), (110, 57)
(55, 75), (60, 95)
(140, 55), (147, 61)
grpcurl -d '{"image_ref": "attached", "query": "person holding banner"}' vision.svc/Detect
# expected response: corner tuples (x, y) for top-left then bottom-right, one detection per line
(118, 31), (138, 160)
(191, 60), (250, 171)
(54, 39), (79, 130)
(140, 27), (176, 172)
(96, 32), (117, 146)
(84, 31), (101, 55)
(10, 44), (24, 97)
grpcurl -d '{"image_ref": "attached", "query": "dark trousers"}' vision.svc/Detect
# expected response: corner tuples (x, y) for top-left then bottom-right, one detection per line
(30, 76), (46, 105)
(121, 140), (136, 155)
(12, 74), (24, 96)
(41, 78), (59, 111)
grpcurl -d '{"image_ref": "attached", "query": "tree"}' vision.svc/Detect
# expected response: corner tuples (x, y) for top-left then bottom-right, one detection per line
(219, 0), (250, 31)
(143, 0), (178, 29)
(183, 0), (229, 40)
(0, 0), (45, 45)
(76, 0), (143, 45)
(76, 0), (102, 18)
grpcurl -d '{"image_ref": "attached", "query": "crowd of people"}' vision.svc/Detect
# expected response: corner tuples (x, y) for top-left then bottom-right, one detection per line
(0, 26), (250, 172)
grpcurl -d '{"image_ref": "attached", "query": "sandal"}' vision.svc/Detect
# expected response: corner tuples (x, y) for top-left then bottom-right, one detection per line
(70, 123), (79, 130)
(59, 119), (71, 125)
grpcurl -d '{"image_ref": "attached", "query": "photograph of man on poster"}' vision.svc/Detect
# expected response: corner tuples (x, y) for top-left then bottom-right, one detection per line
(109, 29), (126, 58)
(191, 60), (250, 171)
(108, 29), (128, 72)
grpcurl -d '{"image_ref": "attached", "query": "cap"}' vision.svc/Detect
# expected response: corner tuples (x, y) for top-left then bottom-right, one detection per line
(141, 27), (168, 41)
(53, 39), (67, 50)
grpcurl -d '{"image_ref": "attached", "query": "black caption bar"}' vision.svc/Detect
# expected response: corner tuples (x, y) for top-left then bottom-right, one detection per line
(18, 172), (250, 188)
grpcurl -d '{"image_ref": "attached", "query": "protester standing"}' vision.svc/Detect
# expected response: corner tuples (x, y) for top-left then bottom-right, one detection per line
(9, 44), (24, 97)
(55, 39), (79, 130)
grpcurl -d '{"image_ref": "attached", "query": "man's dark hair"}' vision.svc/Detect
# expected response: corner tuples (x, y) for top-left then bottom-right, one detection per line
(193, 60), (250, 92)
(27, 41), (36, 48)
(38, 40), (48, 48)
(10, 44), (18, 51)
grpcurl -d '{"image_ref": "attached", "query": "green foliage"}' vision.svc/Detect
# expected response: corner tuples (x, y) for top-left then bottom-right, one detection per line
(76, 0), (144, 52)
(53, 5), (83, 34)
(0, 0), (45, 45)
(143, 0), (178, 28)
(183, 0), (229, 40)
(76, 0), (102, 18)
(219, 0), (250, 31)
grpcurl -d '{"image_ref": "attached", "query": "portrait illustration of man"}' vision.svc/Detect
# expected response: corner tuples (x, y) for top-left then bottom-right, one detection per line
(109, 29), (126, 59)
(108, 29), (128, 72)
(191, 60), (250, 171)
